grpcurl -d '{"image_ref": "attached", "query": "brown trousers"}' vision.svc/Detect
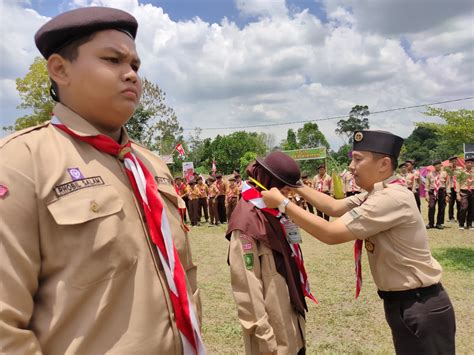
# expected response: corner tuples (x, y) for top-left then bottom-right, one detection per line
(383, 287), (456, 354)
(226, 197), (238, 221)
(198, 197), (209, 221)
(428, 189), (446, 227)
(188, 199), (199, 226)
(458, 189), (473, 228)
(316, 191), (330, 221)
(208, 197), (219, 225)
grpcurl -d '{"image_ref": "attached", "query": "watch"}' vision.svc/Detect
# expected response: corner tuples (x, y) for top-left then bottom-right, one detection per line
(278, 198), (290, 214)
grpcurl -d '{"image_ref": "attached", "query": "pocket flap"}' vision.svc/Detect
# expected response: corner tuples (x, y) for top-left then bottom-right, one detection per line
(47, 185), (124, 225)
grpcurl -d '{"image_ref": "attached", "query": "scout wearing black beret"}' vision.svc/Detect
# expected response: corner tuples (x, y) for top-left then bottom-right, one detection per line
(353, 130), (404, 158)
(448, 156), (457, 162)
(432, 159), (442, 166)
(35, 7), (138, 59)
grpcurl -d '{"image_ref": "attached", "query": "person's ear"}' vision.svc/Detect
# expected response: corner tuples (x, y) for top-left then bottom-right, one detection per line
(47, 54), (70, 87)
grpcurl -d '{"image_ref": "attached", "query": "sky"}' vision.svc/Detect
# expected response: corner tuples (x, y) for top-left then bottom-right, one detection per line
(1, 0), (473, 149)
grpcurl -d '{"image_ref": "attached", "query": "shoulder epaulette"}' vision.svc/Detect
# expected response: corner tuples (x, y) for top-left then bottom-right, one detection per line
(0, 121), (51, 149)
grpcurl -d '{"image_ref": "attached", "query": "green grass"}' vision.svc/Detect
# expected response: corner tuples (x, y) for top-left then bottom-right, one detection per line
(189, 201), (474, 354)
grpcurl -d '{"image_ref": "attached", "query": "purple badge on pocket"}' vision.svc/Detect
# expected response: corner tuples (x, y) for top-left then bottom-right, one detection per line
(67, 168), (84, 181)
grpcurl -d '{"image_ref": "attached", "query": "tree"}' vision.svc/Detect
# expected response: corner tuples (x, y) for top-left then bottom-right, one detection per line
(126, 78), (182, 154)
(335, 105), (370, 143)
(418, 107), (474, 153)
(5, 57), (54, 131)
(240, 152), (258, 176)
(400, 126), (439, 166)
(281, 129), (299, 150)
(296, 122), (329, 174)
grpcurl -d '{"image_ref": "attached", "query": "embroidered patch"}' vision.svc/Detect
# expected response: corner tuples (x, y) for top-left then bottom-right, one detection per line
(155, 176), (173, 185)
(354, 131), (364, 142)
(365, 240), (375, 253)
(242, 242), (253, 251)
(54, 176), (104, 197)
(67, 167), (84, 181)
(244, 253), (254, 270)
(0, 184), (8, 198)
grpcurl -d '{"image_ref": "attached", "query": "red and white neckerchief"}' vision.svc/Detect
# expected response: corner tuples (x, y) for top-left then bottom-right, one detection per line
(51, 117), (205, 355)
(317, 177), (324, 192)
(354, 177), (404, 299)
(434, 173), (441, 198)
(241, 181), (318, 304)
(350, 177), (355, 193)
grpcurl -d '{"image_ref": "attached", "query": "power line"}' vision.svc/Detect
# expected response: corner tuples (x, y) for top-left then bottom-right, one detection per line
(182, 96), (474, 131)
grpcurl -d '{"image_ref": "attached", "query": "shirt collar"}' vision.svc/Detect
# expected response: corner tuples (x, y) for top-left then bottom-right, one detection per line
(52, 103), (130, 145)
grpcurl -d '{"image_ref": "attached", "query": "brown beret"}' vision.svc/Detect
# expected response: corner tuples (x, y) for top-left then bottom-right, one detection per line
(35, 7), (138, 59)
(353, 130), (404, 158)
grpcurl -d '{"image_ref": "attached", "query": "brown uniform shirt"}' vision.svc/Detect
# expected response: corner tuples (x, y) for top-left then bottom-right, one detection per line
(425, 170), (450, 191)
(196, 183), (208, 198)
(406, 170), (420, 190)
(339, 177), (442, 291)
(216, 179), (228, 196)
(342, 171), (361, 193)
(312, 173), (332, 193)
(455, 167), (473, 192)
(0, 104), (201, 354)
(229, 231), (305, 354)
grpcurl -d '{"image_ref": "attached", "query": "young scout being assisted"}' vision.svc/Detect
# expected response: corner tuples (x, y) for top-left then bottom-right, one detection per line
(226, 151), (317, 355)
(0, 7), (204, 355)
(262, 131), (456, 355)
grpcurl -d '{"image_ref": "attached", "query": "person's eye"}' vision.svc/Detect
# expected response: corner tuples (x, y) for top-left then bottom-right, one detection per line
(131, 64), (139, 72)
(103, 57), (119, 63)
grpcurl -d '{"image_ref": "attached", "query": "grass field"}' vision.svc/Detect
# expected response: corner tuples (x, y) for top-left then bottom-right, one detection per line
(188, 201), (474, 354)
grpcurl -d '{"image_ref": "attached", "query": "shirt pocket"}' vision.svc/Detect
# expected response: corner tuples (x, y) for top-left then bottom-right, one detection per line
(258, 247), (278, 278)
(47, 185), (137, 289)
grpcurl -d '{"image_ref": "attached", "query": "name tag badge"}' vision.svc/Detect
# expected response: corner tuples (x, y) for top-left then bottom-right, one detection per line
(281, 217), (302, 244)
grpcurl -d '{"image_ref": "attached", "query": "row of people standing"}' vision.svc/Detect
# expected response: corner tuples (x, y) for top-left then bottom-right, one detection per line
(174, 173), (242, 226)
(397, 156), (473, 230)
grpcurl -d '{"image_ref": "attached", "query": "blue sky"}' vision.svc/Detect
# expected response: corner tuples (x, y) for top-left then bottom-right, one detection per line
(1, 0), (473, 148)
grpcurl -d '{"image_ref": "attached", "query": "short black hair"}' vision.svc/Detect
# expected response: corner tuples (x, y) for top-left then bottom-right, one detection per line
(50, 32), (97, 102)
(372, 152), (398, 171)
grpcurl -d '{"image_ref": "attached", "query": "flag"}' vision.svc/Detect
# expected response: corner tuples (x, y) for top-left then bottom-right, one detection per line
(175, 143), (185, 158)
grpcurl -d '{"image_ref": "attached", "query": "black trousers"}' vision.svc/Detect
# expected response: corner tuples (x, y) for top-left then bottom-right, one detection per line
(458, 189), (473, 228)
(306, 202), (314, 214)
(412, 188), (421, 212)
(316, 192), (330, 221)
(182, 196), (189, 222)
(188, 199), (199, 226)
(383, 287), (456, 355)
(217, 195), (227, 223)
(448, 187), (460, 220)
(428, 188), (446, 226)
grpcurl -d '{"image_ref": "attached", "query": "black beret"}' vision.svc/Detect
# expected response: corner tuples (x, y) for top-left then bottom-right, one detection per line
(256, 151), (302, 188)
(465, 157), (474, 162)
(448, 156), (457, 161)
(352, 130), (404, 158)
(432, 159), (442, 165)
(405, 159), (415, 165)
(35, 7), (138, 58)
(398, 162), (406, 169)
(317, 164), (326, 170)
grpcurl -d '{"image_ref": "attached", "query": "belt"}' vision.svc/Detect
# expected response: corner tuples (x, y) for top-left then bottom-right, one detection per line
(378, 283), (443, 301)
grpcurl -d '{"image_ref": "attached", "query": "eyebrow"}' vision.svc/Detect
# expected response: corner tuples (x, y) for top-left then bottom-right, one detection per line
(102, 47), (141, 66)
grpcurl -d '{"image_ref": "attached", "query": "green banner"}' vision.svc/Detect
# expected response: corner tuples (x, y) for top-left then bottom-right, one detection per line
(282, 147), (326, 161)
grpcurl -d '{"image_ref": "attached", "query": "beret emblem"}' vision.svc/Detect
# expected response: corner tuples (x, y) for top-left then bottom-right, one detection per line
(354, 132), (364, 142)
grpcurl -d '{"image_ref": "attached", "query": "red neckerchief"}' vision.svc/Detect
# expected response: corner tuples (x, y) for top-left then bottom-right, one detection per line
(354, 177), (404, 299)
(241, 182), (318, 304)
(51, 117), (204, 354)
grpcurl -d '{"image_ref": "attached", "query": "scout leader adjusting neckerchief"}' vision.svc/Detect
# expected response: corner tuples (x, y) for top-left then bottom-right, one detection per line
(354, 177), (405, 299)
(51, 117), (205, 355)
(241, 181), (318, 305)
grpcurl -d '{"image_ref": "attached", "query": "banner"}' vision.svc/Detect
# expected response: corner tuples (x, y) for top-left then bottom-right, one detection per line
(281, 147), (326, 161)
(175, 143), (186, 158)
(182, 162), (194, 182)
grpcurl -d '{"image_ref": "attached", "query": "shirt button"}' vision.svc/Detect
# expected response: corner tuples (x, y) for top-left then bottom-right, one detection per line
(90, 201), (99, 213)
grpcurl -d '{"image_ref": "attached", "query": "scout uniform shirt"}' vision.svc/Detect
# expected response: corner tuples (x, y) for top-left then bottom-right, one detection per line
(0, 104), (201, 355)
(342, 171), (361, 194)
(338, 176), (442, 291)
(188, 184), (201, 200)
(455, 167), (473, 192)
(313, 173), (332, 194)
(406, 170), (420, 190)
(228, 231), (305, 354)
(425, 169), (450, 192)
(216, 178), (229, 196)
(197, 182), (209, 198)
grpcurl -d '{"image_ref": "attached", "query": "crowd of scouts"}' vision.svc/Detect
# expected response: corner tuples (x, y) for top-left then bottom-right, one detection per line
(174, 171), (242, 226)
(0, 6), (467, 355)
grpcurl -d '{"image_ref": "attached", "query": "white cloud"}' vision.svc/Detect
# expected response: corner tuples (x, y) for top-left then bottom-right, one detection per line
(1, 0), (473, 147)
(235, 0), (288, 19)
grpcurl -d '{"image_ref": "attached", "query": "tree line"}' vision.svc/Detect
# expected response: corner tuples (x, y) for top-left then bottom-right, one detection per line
(4, 57), (473, 176)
